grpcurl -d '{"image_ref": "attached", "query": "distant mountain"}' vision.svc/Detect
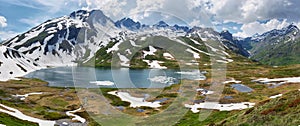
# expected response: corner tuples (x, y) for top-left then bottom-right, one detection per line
(153, 21), (169, 28)
(115, 18), (141, 31)
(222, 90), (300, 126)
(238, 24), (300, 65)
(173, 24), (190, 32)
(220, 30), (250, 57)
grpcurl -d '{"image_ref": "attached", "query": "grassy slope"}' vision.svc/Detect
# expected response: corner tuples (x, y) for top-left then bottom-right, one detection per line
(0, 78), (80, 121)
(0, 112), (38, 126)
(250, 37), (300, 66)
(176, 51), (300, 126)
(221, 89), (300, 126)
(0, 37), (299, 125)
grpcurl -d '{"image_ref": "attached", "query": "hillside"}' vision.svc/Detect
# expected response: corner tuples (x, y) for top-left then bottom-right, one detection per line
(221, 89), (300, 126)
(238, 25), (300, 66)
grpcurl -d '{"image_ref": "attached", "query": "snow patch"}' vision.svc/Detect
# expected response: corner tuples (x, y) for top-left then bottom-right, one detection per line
(0, 103), (56, 126)
(223, 79), (242, 84)
(163, 53), (174, 60)
(143, 46), (157, 58)
(90, 81), (114, 86)
(253, 77), (300, 87)
(269, 94), (282, 99)
(13, 92), (43, 101)
(66, 107), (86, 123)
(125, 49), (132, 55)
(117, 53), (130, 67)
(186, 48), (200, 59)
(143, 60), (167, 69)
(108, 91), (161, 108)
(185, 102), (255, 113)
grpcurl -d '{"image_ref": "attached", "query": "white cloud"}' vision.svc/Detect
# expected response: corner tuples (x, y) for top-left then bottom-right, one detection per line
(129, 0), (165, 21)
(0, 16), (7, 27)
(232, 26), (238, 30)
(189, 20), (201, 27)
(206, 0), (300, 24)
(83, 0), (129, 19)
(233, 19), (290, 37)
(0, 31), (19, 41)
(1, 0), (300, 39)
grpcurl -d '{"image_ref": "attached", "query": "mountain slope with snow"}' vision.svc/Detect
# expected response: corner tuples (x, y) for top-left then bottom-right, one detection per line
(0, 9), (249, 81)
(0, 46), (42, 81)
(238, 24), (300, 65)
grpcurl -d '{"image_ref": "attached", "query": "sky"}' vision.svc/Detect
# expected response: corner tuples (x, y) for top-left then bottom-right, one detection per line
(0, 0), (300, 41)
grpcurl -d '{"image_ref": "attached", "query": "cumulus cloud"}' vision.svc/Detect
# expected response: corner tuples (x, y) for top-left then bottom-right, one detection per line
(0, 31), (19, 41)
(2, 0), (300, 38)
(233, 19), (290, 37)
(83, 0), (129, 19)
(205, 0), (300, 24)
(0, 16), (7, 27)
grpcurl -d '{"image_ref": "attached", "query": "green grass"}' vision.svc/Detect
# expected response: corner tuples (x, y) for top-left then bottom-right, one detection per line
(176, 111), (233, 126)
(221, 90), (300, 126)
(250, 37), (300, 66)
(0, 113), (38, 126)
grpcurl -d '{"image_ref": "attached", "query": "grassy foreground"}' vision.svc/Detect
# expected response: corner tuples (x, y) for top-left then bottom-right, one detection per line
(0, 55), (299, 125)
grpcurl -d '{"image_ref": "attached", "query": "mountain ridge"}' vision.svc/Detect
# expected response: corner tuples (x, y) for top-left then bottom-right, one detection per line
(1, 9), (297, 81)
(237, 24), (300, 65)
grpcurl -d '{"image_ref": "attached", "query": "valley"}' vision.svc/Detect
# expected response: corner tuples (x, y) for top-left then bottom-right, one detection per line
(0, 8), (299, 126)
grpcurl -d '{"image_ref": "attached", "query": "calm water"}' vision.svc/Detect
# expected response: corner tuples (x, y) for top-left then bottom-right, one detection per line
(24, 67), (206, 88)
(231, 84), (253, 93)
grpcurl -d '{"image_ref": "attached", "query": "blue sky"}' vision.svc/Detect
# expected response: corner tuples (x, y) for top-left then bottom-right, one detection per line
(0, 0), (300, 41)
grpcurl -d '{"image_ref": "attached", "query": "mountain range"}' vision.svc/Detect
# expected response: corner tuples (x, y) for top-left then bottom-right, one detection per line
(0, 9), (299, 81)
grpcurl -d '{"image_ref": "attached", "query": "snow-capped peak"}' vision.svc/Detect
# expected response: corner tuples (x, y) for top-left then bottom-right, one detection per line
(115, 18), (141, 30)
(250, 24), (299, 42)
(154, 21), (169, 28)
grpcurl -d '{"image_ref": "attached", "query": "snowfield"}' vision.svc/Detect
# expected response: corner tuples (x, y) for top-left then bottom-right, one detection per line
(66, 107), (86, 123)
(253, 77), (300, 83)
(143, 46), (157, 58)
(253, 77), (300, 87)
(108, 91), (161, 108)
(163, 52), (175, 60)
(186, 48), (200, 59)
(185, 102), (255, 113)
(269, 94), (282, 99)
(13, 92), (43, 100)
(143, 60), (167, 69)
(223, 78), (242, 84)
(0, 103), (56, 126)
(89, 81), (114, 86)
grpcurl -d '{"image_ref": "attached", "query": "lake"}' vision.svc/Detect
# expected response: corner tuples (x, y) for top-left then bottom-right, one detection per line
(24, 67), (206, 88)
(231, 84), (253, 93)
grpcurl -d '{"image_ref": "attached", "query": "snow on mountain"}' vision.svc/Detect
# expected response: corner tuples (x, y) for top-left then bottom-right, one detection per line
(3, 10), (118, 67)
(0, 46), (43, 81)
(250, 24), (300, 42)
(115, 18), (142, 31)
(236, 24), (300, 65)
